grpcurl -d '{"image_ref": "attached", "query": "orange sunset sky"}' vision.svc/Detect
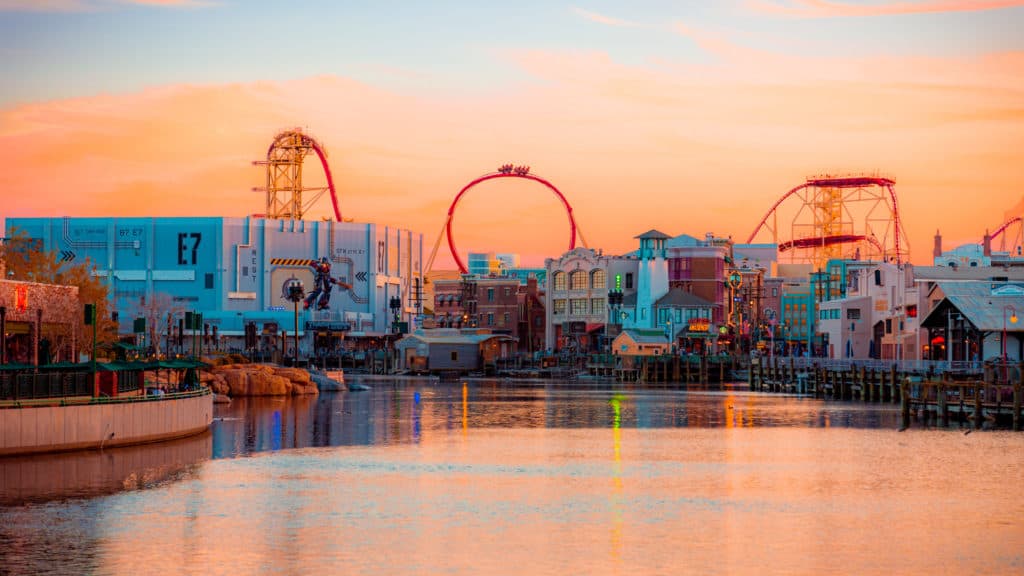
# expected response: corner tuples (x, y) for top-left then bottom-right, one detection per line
(1, 0), (1023, 267)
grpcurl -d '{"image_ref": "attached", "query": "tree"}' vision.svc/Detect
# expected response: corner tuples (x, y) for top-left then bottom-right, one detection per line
(129, 291), (186, 356)
(2, 228), (117, 354)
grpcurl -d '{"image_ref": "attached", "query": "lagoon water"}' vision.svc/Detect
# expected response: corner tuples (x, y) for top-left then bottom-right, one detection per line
(1, 380), (1022, 575)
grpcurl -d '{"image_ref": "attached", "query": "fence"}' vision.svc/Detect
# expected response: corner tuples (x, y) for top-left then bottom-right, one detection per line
(0, 371), (93, 401)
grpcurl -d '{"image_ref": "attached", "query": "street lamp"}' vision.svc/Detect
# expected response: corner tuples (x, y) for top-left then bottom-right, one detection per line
(727, 270), (743, 352)
(1003, 304), (1017, 381)
(285, 277), (305, 366)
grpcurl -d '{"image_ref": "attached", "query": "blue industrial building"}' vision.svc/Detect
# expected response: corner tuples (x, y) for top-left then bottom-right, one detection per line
(7, 216), (424, 354)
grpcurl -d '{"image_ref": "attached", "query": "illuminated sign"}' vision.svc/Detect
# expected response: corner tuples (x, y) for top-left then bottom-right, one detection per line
(14, 286), (28, 313)
(688, 319), (710, 333)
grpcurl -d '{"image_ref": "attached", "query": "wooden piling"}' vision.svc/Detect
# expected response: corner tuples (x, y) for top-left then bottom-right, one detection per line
(900, 380), (910, 430)
(890, 365), (899, 404)
(938, 380), (949, 428)
(974, 382), (984, 430)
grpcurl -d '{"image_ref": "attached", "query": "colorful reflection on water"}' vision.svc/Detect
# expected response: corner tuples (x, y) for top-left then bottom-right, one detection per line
(1, 380), (1022, 575)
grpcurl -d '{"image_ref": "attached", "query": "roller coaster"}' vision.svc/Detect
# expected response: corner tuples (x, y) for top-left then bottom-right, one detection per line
(748, 175), (909, 267)
(986, 216), (1023, 254)
(425, 164), (587, 274)
(253, 128), (343, 221)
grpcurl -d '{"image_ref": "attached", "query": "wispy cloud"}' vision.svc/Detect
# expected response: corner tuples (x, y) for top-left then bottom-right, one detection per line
(571, 6), (641, 27)
(748, 0), (1024, 17)
(0, 0), (212, 11)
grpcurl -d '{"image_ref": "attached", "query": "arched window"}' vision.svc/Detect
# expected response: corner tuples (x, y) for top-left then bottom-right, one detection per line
(570, 271), (588, 290)
(591, 269), (606, 289)
(553, 272), (566, 291)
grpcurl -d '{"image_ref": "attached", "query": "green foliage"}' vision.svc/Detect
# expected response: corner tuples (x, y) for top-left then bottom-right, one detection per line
(2, 227), (117, 347)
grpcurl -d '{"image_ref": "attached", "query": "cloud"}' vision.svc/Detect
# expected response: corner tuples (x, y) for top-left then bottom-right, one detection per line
(2, 42), (1023, 267)
(0, 0), (212, 11)
(570, 6), (641, 27)
(747, 0), (1024, 17)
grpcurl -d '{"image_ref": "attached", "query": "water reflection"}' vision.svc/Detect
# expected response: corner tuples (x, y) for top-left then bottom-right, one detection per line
(0, 379), (1022, 575)
(210, 380), (901, 458)
(0, 432), (211, 506)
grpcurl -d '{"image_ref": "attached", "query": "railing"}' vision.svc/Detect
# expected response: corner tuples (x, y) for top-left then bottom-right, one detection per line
(1, 371), (93, 401)
(755, 356), (985, 374)
(0, 386), (210, 407)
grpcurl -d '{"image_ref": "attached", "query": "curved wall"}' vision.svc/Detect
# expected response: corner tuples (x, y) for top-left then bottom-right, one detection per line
(0, 391), (212, 457)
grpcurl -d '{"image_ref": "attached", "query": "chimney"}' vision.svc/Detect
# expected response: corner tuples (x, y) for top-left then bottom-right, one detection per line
(983, 230), (992, 257)
(527, 276), (537, 295)
(933, 230), (942, 259)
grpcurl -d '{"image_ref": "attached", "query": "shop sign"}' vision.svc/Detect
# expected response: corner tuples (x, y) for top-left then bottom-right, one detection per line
(14, 285), (28, 313)
(688, 318), (710, 333)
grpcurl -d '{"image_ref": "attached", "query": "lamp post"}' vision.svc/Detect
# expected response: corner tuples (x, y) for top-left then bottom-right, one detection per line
(285, 277), (305, 366)
(1003, 304), (1017, 382)
(727, 270), (743, 353)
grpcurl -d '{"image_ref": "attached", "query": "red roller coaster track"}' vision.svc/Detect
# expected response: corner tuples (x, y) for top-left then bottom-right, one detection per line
(747, 176), (903, 263)
(441, 167), (581, 274)
(989, 216), (1021, 242)
(266, 132), (343, 222)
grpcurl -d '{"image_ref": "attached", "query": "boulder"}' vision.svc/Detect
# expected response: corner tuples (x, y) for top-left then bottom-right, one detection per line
(208, 363), (318, 396)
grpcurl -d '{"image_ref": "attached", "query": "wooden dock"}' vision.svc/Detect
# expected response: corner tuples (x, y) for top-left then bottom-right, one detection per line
(749, 357), (1023, 431)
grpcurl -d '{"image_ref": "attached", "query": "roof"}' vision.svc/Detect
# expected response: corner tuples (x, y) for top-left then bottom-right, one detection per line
(396, 331), (518, 347)
(920, 281), (1024, 331)
(913, 266), (1024, 282)
(617, 329), (669, 345)
(634, 229), (672, 240)
(666, 234), (702, 248)
(654, 287), (714, 308)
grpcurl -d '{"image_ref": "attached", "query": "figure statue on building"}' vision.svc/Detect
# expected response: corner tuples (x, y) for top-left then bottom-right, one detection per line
(304, 257), (342, 311)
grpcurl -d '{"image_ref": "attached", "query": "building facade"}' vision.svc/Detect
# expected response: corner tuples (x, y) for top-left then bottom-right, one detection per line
(544, 247), (638, 352)
(7, 217), (424, 355)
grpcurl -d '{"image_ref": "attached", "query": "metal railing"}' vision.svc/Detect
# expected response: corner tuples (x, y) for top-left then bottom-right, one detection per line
(1, 371), (93, 401)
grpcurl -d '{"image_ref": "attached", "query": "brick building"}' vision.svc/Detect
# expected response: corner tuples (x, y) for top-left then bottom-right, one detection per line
(1, 279), (81, 366)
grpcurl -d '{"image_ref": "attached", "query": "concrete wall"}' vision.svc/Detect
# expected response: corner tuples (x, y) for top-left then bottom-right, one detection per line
(0, 391), (212, 456)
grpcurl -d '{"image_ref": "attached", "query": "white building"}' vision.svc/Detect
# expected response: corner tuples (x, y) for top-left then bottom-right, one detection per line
(544, 247), (637, 352)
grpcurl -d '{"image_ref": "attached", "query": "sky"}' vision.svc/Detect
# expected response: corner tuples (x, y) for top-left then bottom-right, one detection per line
(1, 0), (1023, 268)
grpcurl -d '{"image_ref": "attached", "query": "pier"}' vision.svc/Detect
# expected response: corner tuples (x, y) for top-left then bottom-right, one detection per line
(748, 356), (1023, 430)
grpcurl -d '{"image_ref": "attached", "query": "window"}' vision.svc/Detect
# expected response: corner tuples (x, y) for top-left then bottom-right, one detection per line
(502, 312), (510, 326)
(570, 271), (588, 290)
(553, 299), (567, 315)
(907, 305), (918, 318)
(451, 351), (458, 361)
(625, 273), (634, 290)
(553, 272), (566, 291)
(772, 287), (778, 297)
(591, 269), (606, 289)
(591, 298), (605, 314)
(847, 308), (861, 320)
(487, 288), (495, 302)
(504, 287), (511, 297)
(488, 313), (494, 326)
(535, 316), (543, 326)
(205, 273), (214, 289)
(571, 298), (588, 315)
(874, 269), (883, 286)
(885, 318), (892, 334)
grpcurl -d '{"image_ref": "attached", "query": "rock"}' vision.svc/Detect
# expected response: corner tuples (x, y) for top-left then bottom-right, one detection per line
(213, 393), (231, 404)
(208, 363), (319, 396)
(307, 367), (345, 391)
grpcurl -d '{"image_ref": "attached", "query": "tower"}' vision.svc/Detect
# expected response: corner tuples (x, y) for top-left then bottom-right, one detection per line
(634, 230), (670, 329)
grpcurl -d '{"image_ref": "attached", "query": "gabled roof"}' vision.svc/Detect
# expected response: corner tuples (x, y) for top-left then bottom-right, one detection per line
(920, 281), (1024, 332)
(634, 229), (671, 240)
(654, 287), (714, 308)
(617, 329), (669, 344)
(396, 331), (518, 347)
